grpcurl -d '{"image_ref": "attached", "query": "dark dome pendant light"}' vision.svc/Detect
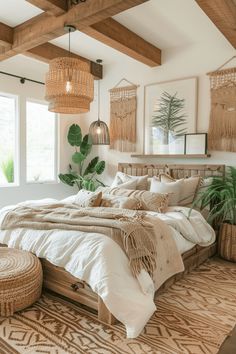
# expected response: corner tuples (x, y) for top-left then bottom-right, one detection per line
(89, 60), (110, 145)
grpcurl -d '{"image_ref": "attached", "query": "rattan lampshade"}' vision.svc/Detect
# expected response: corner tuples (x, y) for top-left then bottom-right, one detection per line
(45, 57), (94, 114)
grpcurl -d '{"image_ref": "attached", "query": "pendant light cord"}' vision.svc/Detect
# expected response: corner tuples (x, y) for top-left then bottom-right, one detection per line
(68, 27), (71, 55)
(98, 79), (100, 123)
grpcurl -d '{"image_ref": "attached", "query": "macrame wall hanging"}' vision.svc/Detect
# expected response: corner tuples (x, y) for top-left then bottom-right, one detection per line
(109, 78), (139, 152)
(208, 55), (236, 152)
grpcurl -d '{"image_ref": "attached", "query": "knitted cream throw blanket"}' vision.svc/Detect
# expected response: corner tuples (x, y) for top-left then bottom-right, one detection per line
(0, 204), (171, 278)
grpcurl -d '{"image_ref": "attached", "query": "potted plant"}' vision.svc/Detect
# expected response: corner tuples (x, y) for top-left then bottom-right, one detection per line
(1, 156), (14, 183)
(196, 166), (236, 262)
(59, 124), (106, 191)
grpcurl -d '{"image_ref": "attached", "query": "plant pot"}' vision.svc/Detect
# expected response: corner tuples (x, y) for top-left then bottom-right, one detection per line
(218, 223), (236, 262)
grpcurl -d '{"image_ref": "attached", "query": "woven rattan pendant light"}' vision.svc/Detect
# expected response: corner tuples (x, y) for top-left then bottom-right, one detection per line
(89, 61), (110, 145)
(45, 25), (94, 114)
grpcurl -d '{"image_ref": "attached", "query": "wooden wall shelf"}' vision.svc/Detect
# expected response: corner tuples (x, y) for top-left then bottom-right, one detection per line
(131, 154), (211, 158)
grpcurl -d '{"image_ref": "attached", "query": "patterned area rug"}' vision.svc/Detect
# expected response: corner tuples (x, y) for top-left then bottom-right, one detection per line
(0, 258), (236, 354)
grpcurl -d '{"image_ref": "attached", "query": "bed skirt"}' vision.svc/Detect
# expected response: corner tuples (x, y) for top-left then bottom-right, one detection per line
(0, 242), (217, 325)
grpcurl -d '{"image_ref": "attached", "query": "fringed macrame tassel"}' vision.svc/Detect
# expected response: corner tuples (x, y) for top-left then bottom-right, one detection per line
(208, 72), (236, 152)
(109, 85), (137, 152)
(123, 228), (157, 278)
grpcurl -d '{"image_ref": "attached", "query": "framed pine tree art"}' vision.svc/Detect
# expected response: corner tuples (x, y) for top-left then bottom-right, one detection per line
(144, 77), (198, 155)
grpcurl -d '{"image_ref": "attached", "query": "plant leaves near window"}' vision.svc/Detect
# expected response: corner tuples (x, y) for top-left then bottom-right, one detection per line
(82, 178), (96, 191)
(58, 173), (77, 186)
(72, 152), (86, 164)
(80, 134), (92, 156)
(95, 161), (105, 175)
(59, 124), (106, 191)
(83, 157), (99, 176)
(1, 157), (14, 183)
(67, 124), (82, 146)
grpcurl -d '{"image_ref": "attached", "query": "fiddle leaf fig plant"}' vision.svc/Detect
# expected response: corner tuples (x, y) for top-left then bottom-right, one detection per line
(59, 124), (106, 191)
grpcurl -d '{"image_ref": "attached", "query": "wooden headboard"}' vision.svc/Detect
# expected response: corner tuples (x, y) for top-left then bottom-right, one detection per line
(118, 163), (225, 179)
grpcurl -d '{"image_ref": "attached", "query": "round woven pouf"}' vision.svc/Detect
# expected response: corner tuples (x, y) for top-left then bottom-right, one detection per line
(0, 247), (43, 317)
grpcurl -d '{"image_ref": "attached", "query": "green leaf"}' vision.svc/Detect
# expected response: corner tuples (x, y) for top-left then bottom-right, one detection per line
(191, 166), (236, 225)
(72, 152), (86, 164)
(83, 157), (99, 176)
(1, 156), (14, 183)
(67, 124), (82, 147)
(95, 161), (105, 175)
(152, 91), (187, 135)
(58, 173), (77, 186)
(82, 178), (96, 191)
(80, 134), (92, 156)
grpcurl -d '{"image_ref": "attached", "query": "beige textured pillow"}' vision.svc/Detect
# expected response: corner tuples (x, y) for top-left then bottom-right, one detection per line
(100, 195), (141, 210)
(74, 189), (102, 207)
(150, 176), (184, 206)
(101, 187), (169, 213)
(111, 172), (148, 190)
(160, 173), (202, 206)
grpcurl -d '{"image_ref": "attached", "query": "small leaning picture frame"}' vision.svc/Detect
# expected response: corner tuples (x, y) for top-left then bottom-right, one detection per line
(184, 133), (208, 155)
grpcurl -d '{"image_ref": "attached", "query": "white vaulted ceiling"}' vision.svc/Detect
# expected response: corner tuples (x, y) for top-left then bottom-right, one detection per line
(0, 0), (43, 27)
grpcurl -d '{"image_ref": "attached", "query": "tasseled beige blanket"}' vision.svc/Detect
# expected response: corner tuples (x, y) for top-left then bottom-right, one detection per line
(0, 204), (171, 279)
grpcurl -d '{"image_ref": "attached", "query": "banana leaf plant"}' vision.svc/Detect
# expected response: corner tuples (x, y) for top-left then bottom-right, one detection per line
(59, 124), (106, 191)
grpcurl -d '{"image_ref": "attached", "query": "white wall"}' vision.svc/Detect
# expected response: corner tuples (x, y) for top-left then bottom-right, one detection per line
(0, 55), (83, 207)
(79, 35), (236, 185)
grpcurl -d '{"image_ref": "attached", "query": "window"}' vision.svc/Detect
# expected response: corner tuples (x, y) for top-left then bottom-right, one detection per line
(0, 93), (18, 186)
(26, 101), (57, 183)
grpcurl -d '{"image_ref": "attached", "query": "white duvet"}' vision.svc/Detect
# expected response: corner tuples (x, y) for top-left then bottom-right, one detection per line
(0, 198), (215, 338)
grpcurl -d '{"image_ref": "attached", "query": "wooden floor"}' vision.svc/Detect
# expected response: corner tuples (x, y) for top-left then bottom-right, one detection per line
(218, 325), (236, 354)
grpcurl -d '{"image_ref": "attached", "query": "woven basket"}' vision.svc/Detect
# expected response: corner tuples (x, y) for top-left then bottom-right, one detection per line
(0, 247), (43, 316)
(218, 223), (236, 262)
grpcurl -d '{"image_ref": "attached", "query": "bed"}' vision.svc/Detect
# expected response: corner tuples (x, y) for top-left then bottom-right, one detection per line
(0, 163), (225, 338)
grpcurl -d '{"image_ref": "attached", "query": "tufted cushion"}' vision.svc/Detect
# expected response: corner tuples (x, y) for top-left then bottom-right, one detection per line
(100, 187), (169, 213)
(100, 195), (141, 209)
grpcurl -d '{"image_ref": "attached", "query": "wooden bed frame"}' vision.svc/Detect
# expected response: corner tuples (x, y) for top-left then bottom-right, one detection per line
(2, 163), (226, 326)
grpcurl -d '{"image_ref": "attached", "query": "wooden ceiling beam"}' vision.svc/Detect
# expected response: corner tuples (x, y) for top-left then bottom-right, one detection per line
(25, 42), (103, 79)
(26, 0), (67, 16)
(196, 0), (236, 48)
(0, 0), (148, 61)
(82, 17), (161, 67)
(0, 22), (13, 47)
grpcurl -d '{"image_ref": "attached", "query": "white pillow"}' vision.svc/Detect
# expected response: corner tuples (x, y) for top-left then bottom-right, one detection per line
(150, 176), (184, 206)
(160, 174), (202, 206)
(114, 179), (137, 190)
(74, 189), (102, 207)
(111, 172), (148, 190)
